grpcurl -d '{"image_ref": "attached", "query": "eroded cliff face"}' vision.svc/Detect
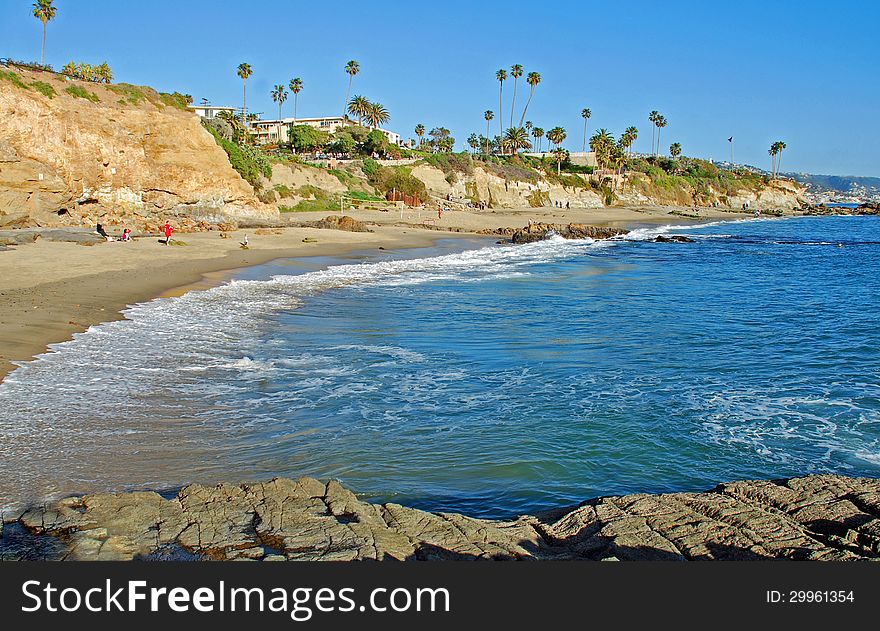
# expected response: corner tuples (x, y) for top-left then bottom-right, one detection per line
(411, 162), (806, 211)
(0, 67), (275, 229)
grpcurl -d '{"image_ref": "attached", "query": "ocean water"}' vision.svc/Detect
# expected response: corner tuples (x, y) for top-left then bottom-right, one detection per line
(1, 216), (878, 518)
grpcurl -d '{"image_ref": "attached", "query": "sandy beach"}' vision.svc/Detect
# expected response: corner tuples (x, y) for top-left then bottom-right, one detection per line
(0, 204), (755, 382)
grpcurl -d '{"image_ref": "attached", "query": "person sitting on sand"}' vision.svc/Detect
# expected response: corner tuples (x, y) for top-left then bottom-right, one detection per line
(163, 221), (173, 245)
(120, 228), (132, 242)
(96, 223), (112, 241)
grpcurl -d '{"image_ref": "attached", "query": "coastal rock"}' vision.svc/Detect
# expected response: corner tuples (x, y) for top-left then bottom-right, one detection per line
(305, 215), (372, 233)
(3, 474), (878, 561)
(502, 223), (628, 244)
(0, 67), (275, 230)
(655, 235), (695, 243)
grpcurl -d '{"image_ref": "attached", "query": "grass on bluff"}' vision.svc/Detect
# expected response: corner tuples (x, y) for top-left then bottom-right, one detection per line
(65, 84), (100, 103)
(280, 198), (343, 213)
(30, 80), (56, 98)
(0, 69), (30, 90)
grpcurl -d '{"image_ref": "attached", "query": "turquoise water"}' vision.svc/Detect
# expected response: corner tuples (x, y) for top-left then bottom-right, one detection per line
(1, 216), (878, 517)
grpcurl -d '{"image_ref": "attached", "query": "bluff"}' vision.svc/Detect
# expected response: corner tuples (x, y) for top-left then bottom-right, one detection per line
(0, 66), (275, 230)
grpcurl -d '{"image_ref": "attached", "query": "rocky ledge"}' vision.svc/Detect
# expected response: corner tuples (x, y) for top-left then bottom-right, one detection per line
(479, 223), (628, 244)
(2, 474), (878, 561)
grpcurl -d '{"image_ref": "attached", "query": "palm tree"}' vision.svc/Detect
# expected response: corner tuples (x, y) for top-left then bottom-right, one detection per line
(547, 126), (567, 174)
(775, 141), (787, 176)
(525, 120), (533, 131)
(670, 142), (682, 159)
(483, 111), (494, 154)
(289, 77), (303, 123)
(271, 84), (288, 122)
(364, 101), (390, 129)
(415, 123), (425, 148)
(656, 116), (668, 155)
(532, 127), (544, 152)
(467, 133), (480, 154)
(518, 71), (541, 128)
(503, 127), (531, 153)
(589, 129), (615, 172)
(496, 69), (507, 150)
(509, 65), (523, 128)
(32, 1), (57, 66)
(343, 60), (360, 122)
(346, 95), (370, 126)
(648, 110), (659, 155)
(623, 126), (638, 156)
(552, 147), (568, 176)
(581, 108), (592, 152)
(237, 63), (253, 132)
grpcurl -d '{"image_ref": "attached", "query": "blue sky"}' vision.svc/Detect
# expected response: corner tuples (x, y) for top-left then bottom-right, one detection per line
(2, 0), (878, 176)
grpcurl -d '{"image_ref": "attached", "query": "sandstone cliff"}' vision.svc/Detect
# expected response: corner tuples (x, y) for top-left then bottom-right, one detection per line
(0, 67), (275, 230)
(2, 474), (877, 561)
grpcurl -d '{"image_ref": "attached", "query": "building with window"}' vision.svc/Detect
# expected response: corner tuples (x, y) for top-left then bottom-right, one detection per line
(247, 116), (402, 147)
(188, 105), (238, 120)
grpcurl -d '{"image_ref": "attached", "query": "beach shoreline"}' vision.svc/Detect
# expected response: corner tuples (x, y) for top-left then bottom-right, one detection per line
(0, 205), (762, 383)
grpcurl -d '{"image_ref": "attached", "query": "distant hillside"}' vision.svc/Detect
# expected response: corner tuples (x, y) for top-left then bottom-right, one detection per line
(784, 172), (880, 197)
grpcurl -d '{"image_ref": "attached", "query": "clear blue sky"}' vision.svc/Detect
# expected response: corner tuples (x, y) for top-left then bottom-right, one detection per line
(3, 0), (878, 176)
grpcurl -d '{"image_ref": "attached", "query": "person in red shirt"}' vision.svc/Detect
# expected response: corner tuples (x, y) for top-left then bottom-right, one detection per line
(163, 221), (173, 245)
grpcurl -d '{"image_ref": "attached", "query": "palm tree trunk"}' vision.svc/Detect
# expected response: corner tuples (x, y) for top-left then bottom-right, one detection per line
(498, 85), (504, 154)
(777, 151), (782, 177)
(583, 120), (587, 153)
(344, 76), (352, 122)
(518, 88), (533, 128)
(651, 126), (655, 157)
(242, 81), (247, 141)
(486, 121), (490, 154)
(41, 23), (47, 65)
(510, 79), (517, 129)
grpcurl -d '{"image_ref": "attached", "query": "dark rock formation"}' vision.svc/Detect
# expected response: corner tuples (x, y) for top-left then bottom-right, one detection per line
(655, 234), (695, 243)
(298, 215), (373, 233)
(2, 474), (878, 561)
(486, 223), (628, 244)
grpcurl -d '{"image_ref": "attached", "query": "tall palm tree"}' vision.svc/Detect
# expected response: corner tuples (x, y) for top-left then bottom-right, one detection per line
(775, 141), (787, 176)
(289, 77), (303, 123)
(581, 108), (592, 152)
(415, 123), (425, 148)
(623, 126), (638, 156)
(648, 110), (659, 156)
(503, 127), (531, 153)
(467, 133), (480, 154)
(525, 120), (533, 131)
(271, 84), (288, 122)
(364, 101), (390, 129)
(589, 129), (615, 172)
(547, 126), (567, 173)
(483, 111), (494, 154)
(509, 65), (523, 128)
(532, 127), (544, 153)
(656, 116), (668, 155)
(32, 1), (57, 66)
(347, 95), (370, 126)
(518, 71), (541, 128)
(670, 142), (682, 159)
(237, 63), (253, 132)
(343, 60), (360, 122)
(496, 69), (507, 150)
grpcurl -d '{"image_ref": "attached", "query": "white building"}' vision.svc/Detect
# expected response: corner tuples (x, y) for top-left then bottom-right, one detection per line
(188, 105), (237, 120)
(248, 116), (402, 147)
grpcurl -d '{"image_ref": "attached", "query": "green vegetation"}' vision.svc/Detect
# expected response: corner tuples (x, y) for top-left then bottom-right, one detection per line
(64, 84), (100, 103)
(296, 184), (327, 199)
(273, 184), (293, 198)
(61, 61), (113, 83)
(107, 83), (146, 105)
(159, 92), (191, 110)
(33, 0), (57, 65)
(280, 198), (342, 213)
(288, 125), (330, 152)
(0, 69), (31, 90)
(418, 152), (474, 176)
(204, 123), (272, 187)
(30, 80), (56, 98)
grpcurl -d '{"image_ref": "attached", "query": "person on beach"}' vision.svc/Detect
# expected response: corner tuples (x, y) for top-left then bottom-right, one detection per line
(96, 223), (112, 241)
(437, 205), (442, 220)
(120, 228), (132, 242)
(163, 221), (174, 245)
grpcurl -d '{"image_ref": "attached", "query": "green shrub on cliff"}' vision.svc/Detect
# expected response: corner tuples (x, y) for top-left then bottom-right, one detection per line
(0, 69), (30, 90)
(30, 80), (56, 98)
(65, 85), (100, 103)
(204, 123), (273, 187)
